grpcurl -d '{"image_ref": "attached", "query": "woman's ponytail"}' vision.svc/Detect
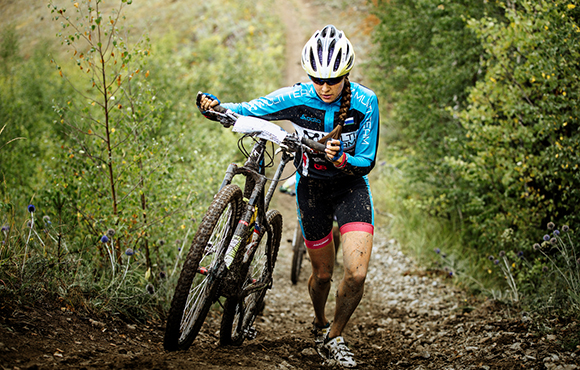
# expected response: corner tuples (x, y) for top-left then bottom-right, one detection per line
(318, 76), (351, 144)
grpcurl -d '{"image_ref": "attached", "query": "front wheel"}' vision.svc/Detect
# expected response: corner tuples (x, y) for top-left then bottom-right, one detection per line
(219, 209), (283, 346)
(164, 184), (243, 351)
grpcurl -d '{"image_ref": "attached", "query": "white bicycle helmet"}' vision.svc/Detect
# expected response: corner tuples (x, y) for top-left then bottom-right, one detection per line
(301, 25), (355, 78)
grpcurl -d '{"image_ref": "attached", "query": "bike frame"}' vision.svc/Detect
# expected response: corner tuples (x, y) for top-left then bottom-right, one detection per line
(215, 137), (293, 299)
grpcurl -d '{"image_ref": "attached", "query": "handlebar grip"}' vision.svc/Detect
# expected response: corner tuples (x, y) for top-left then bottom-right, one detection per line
(301, 137), (326, 153)
(213, 104), (227, 114)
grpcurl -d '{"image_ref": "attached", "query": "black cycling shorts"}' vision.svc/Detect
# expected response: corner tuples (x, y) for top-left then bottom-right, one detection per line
(295, 174), (374, 249)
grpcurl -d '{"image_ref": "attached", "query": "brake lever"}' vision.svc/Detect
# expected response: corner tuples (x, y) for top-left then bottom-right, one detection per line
(214, 111), (238, 128)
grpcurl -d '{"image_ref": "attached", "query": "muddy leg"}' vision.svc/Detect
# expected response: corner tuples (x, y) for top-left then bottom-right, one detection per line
(307, 239), (336, 327)
(328, 231), (373, 338)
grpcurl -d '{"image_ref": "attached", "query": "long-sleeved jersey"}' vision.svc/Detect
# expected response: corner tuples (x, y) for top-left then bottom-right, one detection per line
(222, 81), (380, 180)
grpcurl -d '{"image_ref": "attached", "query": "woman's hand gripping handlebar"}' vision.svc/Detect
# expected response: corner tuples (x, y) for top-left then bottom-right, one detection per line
(196, 91), (236, 127)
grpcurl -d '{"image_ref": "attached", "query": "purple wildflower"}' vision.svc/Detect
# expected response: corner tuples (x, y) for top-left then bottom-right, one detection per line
(101, 235), (109, 243)
(494, 259), (500, 265)
(553, 230), (560, 236)
(517, 251), (524, 258)
(435, 248), (441, 254)
(28, 204), (35, 213)
(125, 248), (134, 256)
(543, 235), (550, 242)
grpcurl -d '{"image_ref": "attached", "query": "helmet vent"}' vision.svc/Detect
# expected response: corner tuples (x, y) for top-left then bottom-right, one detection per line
(346, 55), (354, 69)
(333, 48), (342, 72)
(328, 40), (336, 65)
(310, 48), (317, 72)
(317, 40), (323, 65)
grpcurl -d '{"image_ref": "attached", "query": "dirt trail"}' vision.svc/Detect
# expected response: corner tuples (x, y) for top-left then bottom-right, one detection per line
(1, 1), (579, 369)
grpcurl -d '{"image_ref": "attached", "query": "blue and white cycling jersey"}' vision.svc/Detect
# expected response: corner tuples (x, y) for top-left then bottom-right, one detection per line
(222, 81), (380, 180)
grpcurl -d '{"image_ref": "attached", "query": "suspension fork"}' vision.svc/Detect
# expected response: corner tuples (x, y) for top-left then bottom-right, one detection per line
(264, 150), (293, 212)
(218, 163), (238, 193)
(223, 175), (267, 270)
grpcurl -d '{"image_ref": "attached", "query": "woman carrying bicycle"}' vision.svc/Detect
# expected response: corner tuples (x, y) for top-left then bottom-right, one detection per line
(198, 25), (379, 368)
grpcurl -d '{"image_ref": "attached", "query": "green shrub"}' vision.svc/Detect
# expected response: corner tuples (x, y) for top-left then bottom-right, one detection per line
(458, 0), (580, 246)
(371, 0), (580, 315)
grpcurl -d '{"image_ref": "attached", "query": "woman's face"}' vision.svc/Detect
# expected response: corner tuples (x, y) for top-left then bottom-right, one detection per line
(311, 77), (345, 103)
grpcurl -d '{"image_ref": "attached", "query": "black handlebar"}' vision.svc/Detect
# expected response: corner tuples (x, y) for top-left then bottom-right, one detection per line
(301, 137), (326, 153)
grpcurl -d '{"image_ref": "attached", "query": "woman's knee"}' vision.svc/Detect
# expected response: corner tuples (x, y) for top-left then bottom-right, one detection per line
(344, 268), (367, 287)
(311, 268), (333, 285)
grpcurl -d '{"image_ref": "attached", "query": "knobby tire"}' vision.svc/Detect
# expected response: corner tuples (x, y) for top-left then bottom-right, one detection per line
(164, 184), (243, 351)
(219, 209), (283, 346)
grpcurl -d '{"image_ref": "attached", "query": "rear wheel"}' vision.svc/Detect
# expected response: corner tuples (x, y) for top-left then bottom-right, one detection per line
(219, 209), (283, 346)
(164, 184), (243, 351)
(290, 223), (305, 285)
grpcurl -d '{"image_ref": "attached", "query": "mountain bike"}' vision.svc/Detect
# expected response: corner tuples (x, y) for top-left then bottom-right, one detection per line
(163, 105), (325, 351)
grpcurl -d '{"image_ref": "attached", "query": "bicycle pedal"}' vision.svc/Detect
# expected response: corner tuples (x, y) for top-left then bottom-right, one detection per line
(244, 326), (258, 340)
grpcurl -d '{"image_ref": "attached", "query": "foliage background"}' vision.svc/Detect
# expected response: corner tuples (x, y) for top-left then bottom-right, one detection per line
(0, 0), (284, 319)
(371, 0), (580, 315)
(1, 0), (579, 319)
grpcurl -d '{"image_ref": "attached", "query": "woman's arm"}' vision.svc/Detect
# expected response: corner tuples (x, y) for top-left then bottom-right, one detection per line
(222, 86), (299, 120)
